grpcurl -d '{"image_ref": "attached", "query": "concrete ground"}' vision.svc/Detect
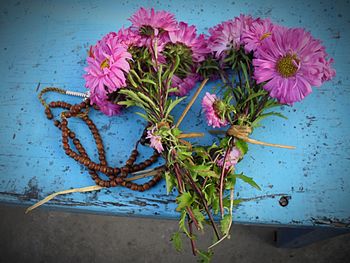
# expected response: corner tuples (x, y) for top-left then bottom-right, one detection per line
(0, 204), (349, 263)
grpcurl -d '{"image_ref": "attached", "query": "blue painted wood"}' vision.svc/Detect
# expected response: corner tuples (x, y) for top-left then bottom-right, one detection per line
(0, 0), (349, 228)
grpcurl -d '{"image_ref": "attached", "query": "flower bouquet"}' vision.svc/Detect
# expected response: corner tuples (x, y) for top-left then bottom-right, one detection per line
(31, 7), (335, 262)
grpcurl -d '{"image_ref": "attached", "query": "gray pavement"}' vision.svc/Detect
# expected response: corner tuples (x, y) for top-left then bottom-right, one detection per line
(0, 204), (349, 263)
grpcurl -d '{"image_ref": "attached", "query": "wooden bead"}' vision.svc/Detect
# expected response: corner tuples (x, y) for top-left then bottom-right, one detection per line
(116, 177), (123, 184)
(121, 167), (129, 173)
(101, 166), (107, 174)
(94, 178), (101, 184)
(54, 120), (60, 127)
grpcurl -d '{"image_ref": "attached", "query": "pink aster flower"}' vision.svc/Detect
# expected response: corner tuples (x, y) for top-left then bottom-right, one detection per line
(201, 92), (228, 128)
(217, 147), (241, 169)
(115, 27), (142, 47)
(97, 100), (123, 116)
(171, 73), (199, 96)
(320, 57), (336, 82)
(241, 18), (276, 53)
(89, 90), (122, 116)
(169, 22), (210, 62)
(84, 33), (132, 94)
(208, 15), (254, 58)
(129, 7), (178, 36)
(146, 128), (164, 153)
(253, 27), (336, 104)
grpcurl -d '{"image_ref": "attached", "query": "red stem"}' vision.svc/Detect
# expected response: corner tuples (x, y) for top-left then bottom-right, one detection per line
(173, 161), (200, 230)
(219, 146), (231, 218)
(188, 220), (197, 256)
(183, 170), (221, 240)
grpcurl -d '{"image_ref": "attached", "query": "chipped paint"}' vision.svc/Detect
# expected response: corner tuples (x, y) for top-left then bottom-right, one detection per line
(0, 0), (349, 228)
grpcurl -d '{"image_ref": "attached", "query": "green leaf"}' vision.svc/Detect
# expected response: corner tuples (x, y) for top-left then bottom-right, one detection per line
(138, 91), (158, 109)
(165, 97), (186, 118)
(179, 210), (190, 236)
(204, 184), (216, 207)
(197, 249), (213, 263)
(222, 196), (242, 209)
(177, 150), (192, 161)
(170, 232), (183, 252)
(164, 171), (175, 195)
(117, 100), (136, 107)
(197, 170), (219, 179)
(236, 173), (261, 190)
(225, 174), (236, 190)
(167, 87), (179, 93)
(240, 61), (250, 91)
(235, 139), (248, 155)
(233, 199), (243, 206)
(127, 73), (138, 88)
(140, 78), (157, 86)
(176, 192), (193, 211)
(220, 214), (232, 235)
(171, 127), (181, 137)
(135, 112), (149, 121)
(252, 111), (287, 127)
(219, 137), (231, 148)
(192, 208), (205, 230)
(242, 90), (266, 105)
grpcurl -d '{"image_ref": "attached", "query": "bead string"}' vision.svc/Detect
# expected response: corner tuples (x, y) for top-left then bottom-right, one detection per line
(39, 87), (163, 192)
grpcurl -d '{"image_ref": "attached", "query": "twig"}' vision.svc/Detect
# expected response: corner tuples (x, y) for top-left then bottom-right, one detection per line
(177, 132), (204, 139)
(175, 78), (208, 128)
(208, 130), (226, 135)
(173, 161), (200, 230)
(131, 165), (165, 176)
(183, 170), (221, 240)
(125, 171), (158, 181)
(208, 188), (234, 249)
(25, 185), (103, 214)
(219, 144), (231, 218)
(188, 220), (197, 256)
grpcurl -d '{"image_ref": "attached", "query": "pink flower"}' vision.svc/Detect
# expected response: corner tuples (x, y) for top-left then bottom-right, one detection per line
(217, 147), (241, 169)
(84, 33), (132, 94)
(241, 18), (276, 53)
(115, 27), (142, 47)
(171, 73), (199, 96)
(320, 57), (336, 82)
(97, 100), (123, 116)
(208, 15), (254, 58)
(84, 32), (132, 115)
(146, 129), (164, 153)
(129, 7), (178, 35)
(253, 27), (335, 104)
(201, 92), (228, 128)
(169, 22), (209, 62)
(89, 90), (122, 116)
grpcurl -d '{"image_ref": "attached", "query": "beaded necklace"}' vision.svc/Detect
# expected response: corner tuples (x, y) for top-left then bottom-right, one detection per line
(38, 87), (163, 192)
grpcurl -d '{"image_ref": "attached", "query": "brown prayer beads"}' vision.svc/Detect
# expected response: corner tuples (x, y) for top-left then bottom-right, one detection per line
(42, 97), (162, 191)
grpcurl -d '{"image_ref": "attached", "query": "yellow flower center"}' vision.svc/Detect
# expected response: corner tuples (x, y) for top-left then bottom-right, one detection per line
(276, 54), (299, 78)
(260, 32), (272, 41)
(100, 58), (110, 69)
